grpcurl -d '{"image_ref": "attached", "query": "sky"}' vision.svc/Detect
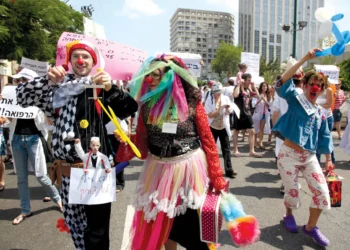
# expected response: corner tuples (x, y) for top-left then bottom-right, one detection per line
(68, 0), (350, 56)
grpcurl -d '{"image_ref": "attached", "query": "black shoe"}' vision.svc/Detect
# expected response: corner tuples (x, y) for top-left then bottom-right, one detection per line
(225, 173), (236, 179)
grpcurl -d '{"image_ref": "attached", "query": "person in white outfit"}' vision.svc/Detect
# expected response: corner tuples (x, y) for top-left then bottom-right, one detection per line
(204, 81), (237, 178)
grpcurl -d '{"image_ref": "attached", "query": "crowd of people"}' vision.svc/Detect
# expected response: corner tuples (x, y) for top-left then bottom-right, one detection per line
(0, 38), (348, 250)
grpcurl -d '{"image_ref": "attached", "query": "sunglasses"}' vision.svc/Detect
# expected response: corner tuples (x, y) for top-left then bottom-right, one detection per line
(148, 72), (162, 80)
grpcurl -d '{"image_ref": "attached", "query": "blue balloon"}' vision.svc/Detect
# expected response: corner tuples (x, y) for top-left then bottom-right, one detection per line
(316, 13), (350, 58)
(316, 48), (332, 57)
(331, 43), (345, 56)
(331, 13), (344, 22)
(332, 23), (344, 44)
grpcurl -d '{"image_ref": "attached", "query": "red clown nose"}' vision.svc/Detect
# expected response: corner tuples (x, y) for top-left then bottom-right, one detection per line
(77, 58), (84, 65)
(145, 76), (153, 84)
(311, 85), (321, 93)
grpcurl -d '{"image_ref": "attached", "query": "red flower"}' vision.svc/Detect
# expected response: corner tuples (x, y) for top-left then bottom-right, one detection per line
(312, 173), (326, 184)
(289, 189), (299, 198)
(56, 218), (70, 233)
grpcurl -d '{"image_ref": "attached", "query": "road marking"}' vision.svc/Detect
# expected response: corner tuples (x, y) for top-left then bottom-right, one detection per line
(121, 205), (135, 250)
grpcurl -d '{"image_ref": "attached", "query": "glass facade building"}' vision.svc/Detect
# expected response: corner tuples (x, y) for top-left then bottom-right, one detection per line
(239, 0), (324, 62)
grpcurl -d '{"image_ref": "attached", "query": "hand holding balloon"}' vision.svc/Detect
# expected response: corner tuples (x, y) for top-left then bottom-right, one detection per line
(315, 7), (350, 57)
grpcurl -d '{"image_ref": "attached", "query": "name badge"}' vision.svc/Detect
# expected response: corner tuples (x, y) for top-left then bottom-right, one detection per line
(162, 122), (178, 134)
(296, 94), (315, 115)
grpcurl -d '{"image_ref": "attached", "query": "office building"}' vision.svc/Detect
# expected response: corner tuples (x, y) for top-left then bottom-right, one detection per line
(239, 0), (324, 62)
(170, 8), (235, 79)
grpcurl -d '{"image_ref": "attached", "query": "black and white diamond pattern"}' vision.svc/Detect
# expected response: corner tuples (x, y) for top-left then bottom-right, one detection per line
(17, 74), (90, 159)
(61, 176), (86, 250)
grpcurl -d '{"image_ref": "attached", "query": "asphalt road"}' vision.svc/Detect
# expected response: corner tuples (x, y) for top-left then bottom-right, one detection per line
(1, 134), (349, 250)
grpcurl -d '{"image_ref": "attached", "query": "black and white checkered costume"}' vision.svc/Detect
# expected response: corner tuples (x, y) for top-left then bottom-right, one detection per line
(17, 73), (138, 250)
(62, 176), (86, 250)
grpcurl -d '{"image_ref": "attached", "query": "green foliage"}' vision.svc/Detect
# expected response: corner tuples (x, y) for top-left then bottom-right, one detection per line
(338, 57), (350, 91)
(211, 41), (243, 77)
(316, 55), (336, 66)
(197, 79), (207, 87)
(0, 0), (84, 63)
(260, 57), (282, 84)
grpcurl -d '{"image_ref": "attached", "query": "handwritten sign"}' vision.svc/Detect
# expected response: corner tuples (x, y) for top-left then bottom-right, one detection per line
(56, 32), (147, 81)
(241, 52), (260, 77)
(0, 86), (38, 119)
(314, 65), (340, 84)
(68, 168), (116, 205)
(156, 52), (202, 77)
(21, 57), (49, 76)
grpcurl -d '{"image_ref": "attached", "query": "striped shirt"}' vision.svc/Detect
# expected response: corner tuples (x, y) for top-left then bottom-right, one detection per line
(334, 90), (345, 109)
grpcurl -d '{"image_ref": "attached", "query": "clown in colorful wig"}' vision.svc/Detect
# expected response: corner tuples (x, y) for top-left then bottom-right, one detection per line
(115, 55), (260, 249)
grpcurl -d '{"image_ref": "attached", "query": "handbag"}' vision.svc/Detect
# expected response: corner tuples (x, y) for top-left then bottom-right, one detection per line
(199, 179), (229, 244)
(39, 134), (55, 163)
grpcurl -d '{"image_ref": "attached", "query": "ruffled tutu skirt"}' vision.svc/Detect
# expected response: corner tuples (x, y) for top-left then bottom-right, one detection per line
(129, 148), (209, 250)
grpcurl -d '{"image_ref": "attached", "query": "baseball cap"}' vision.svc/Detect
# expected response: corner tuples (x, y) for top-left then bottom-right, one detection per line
(211, 81), (223, 93)
(11, 68), (39, 81)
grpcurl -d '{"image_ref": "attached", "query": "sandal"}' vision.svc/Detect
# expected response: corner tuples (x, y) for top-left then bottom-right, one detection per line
(43, 197), (51, 202)
(116, 185), (124, 193)
(233, 152), (242, 157)
(249, 152), (263, 158)
(3, 156), (12, 163)
(0, 184), (5, 192)
(12, 213), (33, 225)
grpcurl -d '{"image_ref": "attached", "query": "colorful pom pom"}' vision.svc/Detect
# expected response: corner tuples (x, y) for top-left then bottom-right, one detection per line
(220, 193), (260, 247)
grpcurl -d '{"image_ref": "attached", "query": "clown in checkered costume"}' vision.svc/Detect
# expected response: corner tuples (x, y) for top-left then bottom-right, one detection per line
(16, 40), (138, 250)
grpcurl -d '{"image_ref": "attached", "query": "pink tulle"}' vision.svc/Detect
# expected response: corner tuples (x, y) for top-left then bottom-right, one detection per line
(130, 211), (174, 250)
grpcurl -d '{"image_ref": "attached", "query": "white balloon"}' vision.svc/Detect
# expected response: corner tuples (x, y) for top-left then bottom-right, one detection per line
(318, 20), (332, 38)
(315, 7), (335, 22)
(67, 131), (75, 139)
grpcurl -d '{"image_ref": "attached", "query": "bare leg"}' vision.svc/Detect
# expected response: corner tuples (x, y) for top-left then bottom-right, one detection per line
(305, 208), (323, 231)
(285, 206), (293, 216)
(0, 158), (5, 188)
(164, 239), (177, 250)
(233, 129), (240, 154)
(334, 122), (341, 138)
(241, 129), (246, 142)
(249, 129), (255, 153)
(258, 120), (266, 147)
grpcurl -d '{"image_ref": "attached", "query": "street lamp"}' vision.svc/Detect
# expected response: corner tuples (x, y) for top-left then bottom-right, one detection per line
(281, 0), (308, 59)
(81, 4), (94, 18)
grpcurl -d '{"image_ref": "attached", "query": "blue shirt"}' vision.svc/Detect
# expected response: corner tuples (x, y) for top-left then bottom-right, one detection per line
(272, 79), (333, 154)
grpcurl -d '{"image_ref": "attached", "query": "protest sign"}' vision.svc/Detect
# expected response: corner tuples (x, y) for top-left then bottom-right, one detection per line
(314, 65), (340, 84)
(156, 52), (202, 77)
(69, 168), (116, 205)
(0, 86), (38, 119)
(241, 52), (260, 77)
(56, 32), (147, 81)
(20, 57), (49, 76)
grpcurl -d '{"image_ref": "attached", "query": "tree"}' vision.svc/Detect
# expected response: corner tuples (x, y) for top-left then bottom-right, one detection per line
(260, 57), (282, 84)
(0, 0), (84, 63)
(0, 5), (10, 42)
(210, 41), (243, 77)
(338, 57), (350, 91)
